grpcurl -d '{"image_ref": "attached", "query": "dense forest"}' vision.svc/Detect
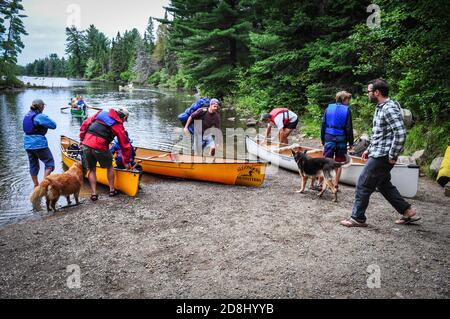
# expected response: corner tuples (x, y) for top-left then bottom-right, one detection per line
(0, 0), (27, 87)
(3, 0), (450, 160)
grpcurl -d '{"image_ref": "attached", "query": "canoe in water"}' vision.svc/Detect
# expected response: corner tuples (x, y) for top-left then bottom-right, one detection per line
(245, 135), (419, 197)
(70, 108), (85, 117)
(134, 146), (267, 187)
(61, 135), (140, 196)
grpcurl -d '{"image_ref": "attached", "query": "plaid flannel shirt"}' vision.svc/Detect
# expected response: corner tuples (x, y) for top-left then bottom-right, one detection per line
(367, 99), (406, 160)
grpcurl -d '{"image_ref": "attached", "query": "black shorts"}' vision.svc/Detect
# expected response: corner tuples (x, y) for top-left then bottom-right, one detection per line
(284, 118), (299, 130)
(82, 145), (112, 169)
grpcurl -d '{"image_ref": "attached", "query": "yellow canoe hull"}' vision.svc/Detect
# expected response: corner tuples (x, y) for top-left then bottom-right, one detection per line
(135, 148), (267, 187)
(61, 136), (140, 197)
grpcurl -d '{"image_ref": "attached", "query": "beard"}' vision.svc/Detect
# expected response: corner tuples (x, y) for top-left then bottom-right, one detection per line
(369, 95), (378, 104)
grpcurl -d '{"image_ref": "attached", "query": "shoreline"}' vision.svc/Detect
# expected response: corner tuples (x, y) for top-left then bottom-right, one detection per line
(0, 153), (449, 298)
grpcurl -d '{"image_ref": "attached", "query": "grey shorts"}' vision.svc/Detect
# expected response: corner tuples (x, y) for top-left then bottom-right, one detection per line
(82, 145), (112, 169)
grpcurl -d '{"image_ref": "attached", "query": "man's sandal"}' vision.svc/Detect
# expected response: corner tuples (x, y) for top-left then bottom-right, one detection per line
(395, 216), (421, 225)
(109, 190), (119, 197)
(340, 218), (368, 227)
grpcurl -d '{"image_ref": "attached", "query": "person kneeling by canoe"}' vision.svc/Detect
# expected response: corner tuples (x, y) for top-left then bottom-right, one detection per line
(183, 98), (221, 156)
(260, 108), (299, 145)
(110, 131), (141, 172)
(80, 107), (132, 200)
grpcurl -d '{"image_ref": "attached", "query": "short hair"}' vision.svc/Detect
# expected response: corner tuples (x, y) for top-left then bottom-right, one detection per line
(261, 113), (271, 121)
(336, 91), (352, 103)
(369, 79), (389, 97)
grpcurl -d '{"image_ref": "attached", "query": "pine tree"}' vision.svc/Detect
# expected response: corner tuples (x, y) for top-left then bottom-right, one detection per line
(1, 0), (27, 64)
(165, 0), (252, 97)
(65, 26), (87, 78)
(144, 17), (155, 54)
(133, 37), (152, 83)
(85, 24), (110, 78)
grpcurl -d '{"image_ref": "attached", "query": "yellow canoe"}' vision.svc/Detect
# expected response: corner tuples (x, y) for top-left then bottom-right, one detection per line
(134, 147), (267, 187)
(60, 136), (140, 196)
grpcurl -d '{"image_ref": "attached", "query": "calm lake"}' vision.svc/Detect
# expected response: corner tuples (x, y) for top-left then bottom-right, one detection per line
(0, 77), (245, 228)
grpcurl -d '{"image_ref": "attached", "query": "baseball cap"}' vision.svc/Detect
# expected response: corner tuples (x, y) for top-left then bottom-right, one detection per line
(32, 99), (45, 107)
(116, 107), (130, 119)
(210, 98), (220, 106)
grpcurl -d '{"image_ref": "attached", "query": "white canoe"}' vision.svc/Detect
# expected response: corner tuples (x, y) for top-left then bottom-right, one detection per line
(246, 136), (419, 198)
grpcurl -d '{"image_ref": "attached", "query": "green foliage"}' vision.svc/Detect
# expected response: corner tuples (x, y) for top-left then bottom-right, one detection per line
(119, 70), (136, 82)
(65, 26), (87, 78)
(24, 54), (66, 77)
(165, 0), (252, 97)
(0, 0), (27, 86)
(147, 71), (161, 86)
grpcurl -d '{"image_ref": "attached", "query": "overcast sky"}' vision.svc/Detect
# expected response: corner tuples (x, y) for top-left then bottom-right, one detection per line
(18, 0), (169, 65)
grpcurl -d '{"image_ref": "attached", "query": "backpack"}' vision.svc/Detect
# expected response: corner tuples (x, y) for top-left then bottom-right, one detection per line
(178, 98), (210, 134)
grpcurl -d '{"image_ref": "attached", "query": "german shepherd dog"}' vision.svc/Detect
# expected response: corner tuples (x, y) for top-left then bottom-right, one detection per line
(292, 150), (350, 202)
(30, 162), (84, 212)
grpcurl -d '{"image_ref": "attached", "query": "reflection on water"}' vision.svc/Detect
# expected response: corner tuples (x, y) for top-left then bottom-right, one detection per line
(0, 78), (242, 228)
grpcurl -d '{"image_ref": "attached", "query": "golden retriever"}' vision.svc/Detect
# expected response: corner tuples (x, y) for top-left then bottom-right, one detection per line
(30, 162), (83, 211)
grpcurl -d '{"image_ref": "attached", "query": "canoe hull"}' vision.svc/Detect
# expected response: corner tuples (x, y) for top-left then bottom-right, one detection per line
(246, 136), (419, 197)
(135, 149), (267, 187)
(70, 108), (85, 117)
(61, 136), (140, 196)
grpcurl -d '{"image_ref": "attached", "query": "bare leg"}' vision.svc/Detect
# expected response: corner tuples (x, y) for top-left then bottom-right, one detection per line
(88, 168), (97, 195)
(31, 176), (39, 188)
(107, 166), (115, 191)
(44, 167), (53, 178)
(335, 167), (342, 188)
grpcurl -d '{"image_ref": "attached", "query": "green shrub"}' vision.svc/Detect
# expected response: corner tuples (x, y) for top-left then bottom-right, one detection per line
(119, 70), (136, 82)
(147, 71), (161, 86)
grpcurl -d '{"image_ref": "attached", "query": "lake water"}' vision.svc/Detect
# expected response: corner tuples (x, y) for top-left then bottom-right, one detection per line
(0, 77), (245, 228)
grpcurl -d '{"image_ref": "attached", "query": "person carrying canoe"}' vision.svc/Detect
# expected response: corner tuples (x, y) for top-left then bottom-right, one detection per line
(260, 108), (299, 145)
(340, 79), (420, 228)
(320, 91), (354, 189)
(183, 98), (221, 156)
(23, 99), (57, 187)
(80, 107), (132, 200)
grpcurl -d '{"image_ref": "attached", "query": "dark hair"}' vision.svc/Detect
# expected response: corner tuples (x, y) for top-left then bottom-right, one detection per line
(369, 79), (389, 97)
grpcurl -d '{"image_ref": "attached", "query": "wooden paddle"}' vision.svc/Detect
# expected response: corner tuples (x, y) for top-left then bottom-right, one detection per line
(130, 160), (142, 170)
(139, 153), (171, 160)
(87, 106), (103, 111)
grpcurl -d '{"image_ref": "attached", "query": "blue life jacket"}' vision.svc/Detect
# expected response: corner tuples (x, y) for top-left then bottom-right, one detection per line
(23, 111), (48, 136)
(324, 103), (349, 136)
(87, 111), (117, 143)
(178, 98), (210, 134)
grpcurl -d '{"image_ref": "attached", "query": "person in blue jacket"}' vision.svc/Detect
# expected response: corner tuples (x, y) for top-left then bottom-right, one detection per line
(23, 99), (57, 187)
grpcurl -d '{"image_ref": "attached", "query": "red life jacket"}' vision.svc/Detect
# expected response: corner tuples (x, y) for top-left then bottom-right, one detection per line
(269, 108), (290, 126)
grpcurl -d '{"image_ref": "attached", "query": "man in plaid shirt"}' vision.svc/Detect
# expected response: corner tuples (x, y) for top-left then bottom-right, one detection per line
(341, 79), (420, 227)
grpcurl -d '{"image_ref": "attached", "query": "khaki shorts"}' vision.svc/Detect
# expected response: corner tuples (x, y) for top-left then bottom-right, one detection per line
(82, 145), (112, 169)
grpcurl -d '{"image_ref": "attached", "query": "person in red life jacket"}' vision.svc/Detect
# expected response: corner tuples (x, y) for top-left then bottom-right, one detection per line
(320, 91), (354, 189)
(80, 107), (132, 200)
(23, 99), (57, 187)
(261, 108), (299, 144)
(183, 98), (221, 156)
